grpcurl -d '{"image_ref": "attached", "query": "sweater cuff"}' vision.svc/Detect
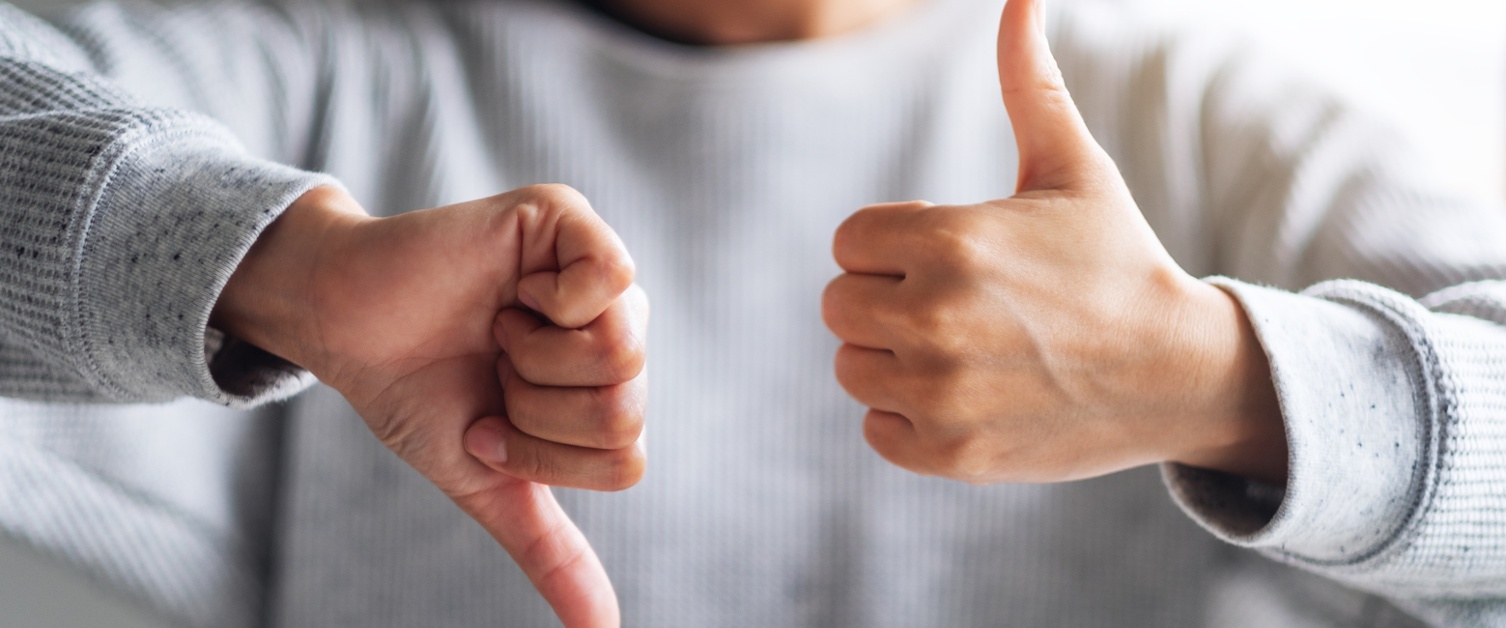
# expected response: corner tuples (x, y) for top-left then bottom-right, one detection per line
(1163, 278), (1427, 564)
(76, 126), (335, 407)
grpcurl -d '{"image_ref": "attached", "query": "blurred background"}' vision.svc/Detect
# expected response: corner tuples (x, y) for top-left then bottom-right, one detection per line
(0, 0), (1502, 626)
(1133, 0), (1506, 203)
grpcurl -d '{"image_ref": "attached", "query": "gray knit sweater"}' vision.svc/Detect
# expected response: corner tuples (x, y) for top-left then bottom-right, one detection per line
(2, 0), (1505, 626)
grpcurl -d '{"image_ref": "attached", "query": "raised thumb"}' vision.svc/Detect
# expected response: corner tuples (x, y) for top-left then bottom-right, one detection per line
(997, 0), (1107, 193)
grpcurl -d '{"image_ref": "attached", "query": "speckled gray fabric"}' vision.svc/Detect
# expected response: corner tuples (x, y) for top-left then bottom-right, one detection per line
(0, 2), (330, 405)
(0, 2), (328, 624)
(1, 0), (1505, 627)
(1169, 278), (1506, 623)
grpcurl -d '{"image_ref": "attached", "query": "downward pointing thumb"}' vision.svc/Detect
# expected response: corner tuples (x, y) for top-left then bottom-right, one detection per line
(998, 0), (1108, 193)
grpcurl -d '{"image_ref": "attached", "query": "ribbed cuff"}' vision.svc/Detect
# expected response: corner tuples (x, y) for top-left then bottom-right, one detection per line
(74, 120), (334, 406)
(1163, 278), (1429, 565)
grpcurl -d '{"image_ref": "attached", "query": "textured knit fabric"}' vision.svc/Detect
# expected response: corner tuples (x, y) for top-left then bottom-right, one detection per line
(1, 0), (1505, 627)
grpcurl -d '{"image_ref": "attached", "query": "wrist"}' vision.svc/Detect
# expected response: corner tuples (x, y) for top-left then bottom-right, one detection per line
(210, 185), (370, 376)
(1161, 277), (1288, 486)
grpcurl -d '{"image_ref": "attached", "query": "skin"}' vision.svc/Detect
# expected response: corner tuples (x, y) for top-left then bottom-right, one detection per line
(212, 0), (1287, 626)
(822, 0), (1288, 486)
(213, 185), (646, 627)
(580, 0), (925, 45)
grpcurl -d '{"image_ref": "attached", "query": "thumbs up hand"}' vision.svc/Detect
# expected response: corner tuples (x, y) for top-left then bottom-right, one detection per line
(822, 0), (1287, 486)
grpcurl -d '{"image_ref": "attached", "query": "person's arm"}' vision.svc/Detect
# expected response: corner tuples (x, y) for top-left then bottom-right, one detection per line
(1052, 0), (1506, 619)
(1069, 8), (1506, 624)
(0, 5), (643, 625)
(824, 0), (1506, 622)
(0, 1), (336, 404)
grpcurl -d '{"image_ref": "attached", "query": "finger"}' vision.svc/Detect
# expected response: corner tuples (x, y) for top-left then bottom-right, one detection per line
(862, 409), (934, 476)
(497, 285), (649, 386)
(512, 184), (636, 329)
(833, 343), (912, 415)
(452, 477), (619, 628)
(832, 201), (933, 275)
(997, 0), (1109, 193)
(821, 273), (905, 350)
(465, 417), (646, 491)
(502, 359), (647, 450)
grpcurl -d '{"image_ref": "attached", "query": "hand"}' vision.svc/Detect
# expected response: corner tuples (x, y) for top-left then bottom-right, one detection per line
(821, 0), (1286, 486)
(213, 184), (646, 628)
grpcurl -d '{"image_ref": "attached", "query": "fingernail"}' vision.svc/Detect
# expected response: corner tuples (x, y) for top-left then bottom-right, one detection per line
(466, 420), (508, 465)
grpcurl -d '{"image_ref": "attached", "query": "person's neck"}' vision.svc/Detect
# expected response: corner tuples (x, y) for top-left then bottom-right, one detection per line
(577, 0), (926, 46)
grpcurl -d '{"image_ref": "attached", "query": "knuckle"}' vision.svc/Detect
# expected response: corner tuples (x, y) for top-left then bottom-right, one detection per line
(592, 385), (645, 449)
(861, 413), (903, 458)
(831, 212), (864, 259)
(615, 284), (651, 334)
(922, 367), (988, 426)
(507, 351), (546, 383)
(497, 358), (523, 390)
(500, 386), (533, 427)
(897, 299), (954, 339)
(922, 212), (994, 271)
(597, 333), (647, 381)
(831, 344), (866, 396)
(602, 447), (646, 491)
(940, 435), (998, 484)
(1000, 66), (1070, 101)
(908, 374), (953, 417)
(938, 233), (993, 272)
(933, 357), (972, 391)
(519, 446), (553, 483)
(900, 292), (973, 357)
(600, 255), (637, 293)
(521, 182), (588, 208)
(820, 279), (851, 332)
(862, 411), (932, 477)
(553, 304), (595, 331)
(625, 283), (650, 314)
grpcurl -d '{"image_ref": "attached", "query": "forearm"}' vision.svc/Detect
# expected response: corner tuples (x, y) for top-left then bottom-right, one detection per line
(1166, 278), (1506, 599)
(1036, 2), (1506, 602)
(0, 2), (347, 404)
(1172, 16), (1506, 599)
(0, 121), (335, 404)
(210, 185), (370, 378)
(1157, 280), (1286, 487)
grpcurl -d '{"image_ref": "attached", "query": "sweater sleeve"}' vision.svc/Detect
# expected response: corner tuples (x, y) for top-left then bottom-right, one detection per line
(1165, 279), (1506, 626)
(0, 1), (342, 406)
(1050, 4), (1506, 622)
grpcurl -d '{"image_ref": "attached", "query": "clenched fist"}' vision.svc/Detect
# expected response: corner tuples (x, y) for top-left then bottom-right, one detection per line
(822, 0), (1285, 487)
(214, 183), (645, 628)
